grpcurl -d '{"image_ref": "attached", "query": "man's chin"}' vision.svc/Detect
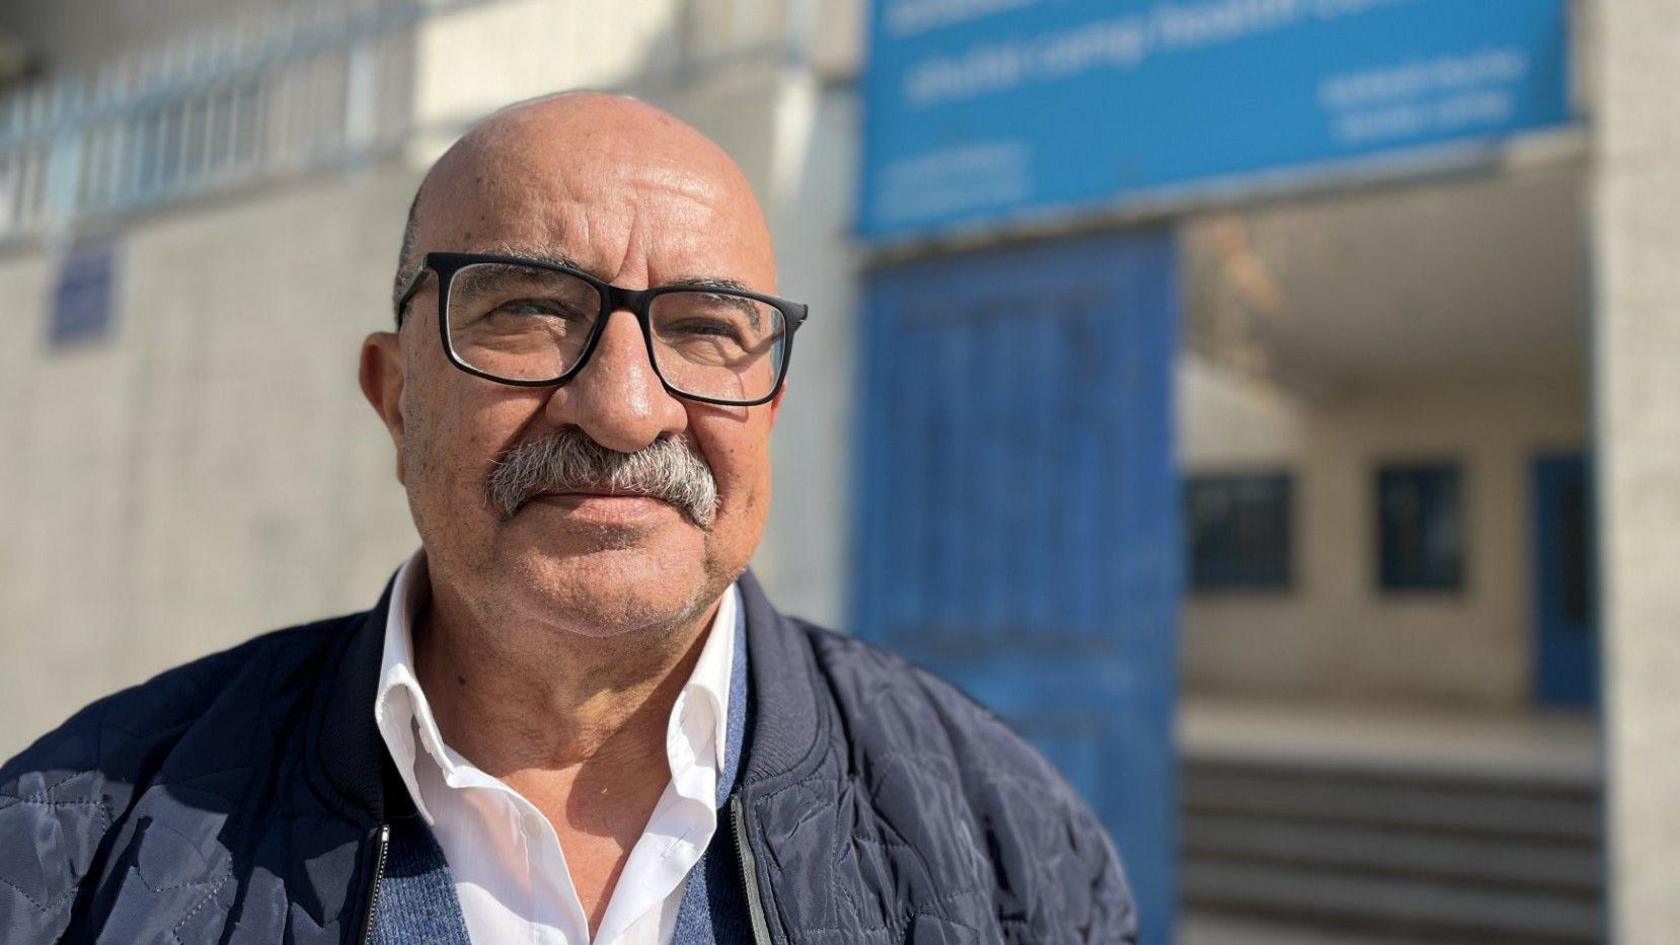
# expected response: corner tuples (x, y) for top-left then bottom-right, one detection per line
(487, 539), (716, 635)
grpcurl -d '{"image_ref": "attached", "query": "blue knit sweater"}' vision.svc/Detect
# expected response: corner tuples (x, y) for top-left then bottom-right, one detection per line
(371, 611), (752, 944)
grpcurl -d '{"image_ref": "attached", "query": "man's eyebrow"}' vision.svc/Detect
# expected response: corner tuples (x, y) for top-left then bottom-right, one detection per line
(451, 262), (565, 299)
(477, 245), (755, 295)
(664, 278), (764, 332)
(664, 276), (753, 293)
(478, 242), (593, 276)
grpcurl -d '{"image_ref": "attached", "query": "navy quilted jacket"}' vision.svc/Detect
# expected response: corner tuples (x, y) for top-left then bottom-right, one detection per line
(0, 570), (1135, 944)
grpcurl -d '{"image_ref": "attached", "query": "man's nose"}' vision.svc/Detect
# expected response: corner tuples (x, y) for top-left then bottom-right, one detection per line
(547, 309), (687, 452)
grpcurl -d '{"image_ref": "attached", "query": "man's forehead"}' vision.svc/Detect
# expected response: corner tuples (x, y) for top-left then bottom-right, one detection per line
(446, 239), (753, 293)
(445, 138), (736, 211)
(406, 97), (772, 287)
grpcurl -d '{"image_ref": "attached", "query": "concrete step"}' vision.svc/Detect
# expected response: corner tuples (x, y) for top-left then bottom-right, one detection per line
(1184, 814), (1600, 892)
(1182, 860), (1602, 944)
(1183, 760), (1599, 842)
(1180, 755), (1603, 943)
(1178, 912), (1442, 945)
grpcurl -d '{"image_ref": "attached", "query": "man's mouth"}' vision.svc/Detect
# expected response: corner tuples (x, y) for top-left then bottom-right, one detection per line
(518, 490), (679, 525)
(533, 487), (662, 501)
(521, 487), (681, 512)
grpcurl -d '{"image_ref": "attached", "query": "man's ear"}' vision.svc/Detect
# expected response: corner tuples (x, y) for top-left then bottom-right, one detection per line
(359, 330), (407, 484)
(766, 382), (786, 428)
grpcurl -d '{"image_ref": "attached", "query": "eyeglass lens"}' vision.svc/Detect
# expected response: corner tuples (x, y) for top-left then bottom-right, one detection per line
(444, 262), (788, 402)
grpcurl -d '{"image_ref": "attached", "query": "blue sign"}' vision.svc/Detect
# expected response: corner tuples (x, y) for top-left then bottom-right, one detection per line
(852, 230), (1180, 944)
(861, 0), (1573, 240)
(49, 241), (118, 349)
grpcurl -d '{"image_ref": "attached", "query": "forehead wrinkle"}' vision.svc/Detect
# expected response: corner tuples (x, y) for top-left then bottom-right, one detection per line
(623, 158), (733, 206)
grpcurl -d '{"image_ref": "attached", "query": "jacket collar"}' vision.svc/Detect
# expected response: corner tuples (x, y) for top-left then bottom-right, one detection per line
(313, 565), (830, 821)
(314, 573), (398, 821)
(732, 568), (830, 791)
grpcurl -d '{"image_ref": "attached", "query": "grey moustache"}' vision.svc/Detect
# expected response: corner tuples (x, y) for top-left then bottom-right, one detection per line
(486, 428), (720, 527)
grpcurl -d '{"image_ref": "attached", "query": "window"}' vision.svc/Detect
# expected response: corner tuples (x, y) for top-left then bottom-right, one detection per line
(1186, 473), (1293, 592)
(1377, 463), (1465, 591)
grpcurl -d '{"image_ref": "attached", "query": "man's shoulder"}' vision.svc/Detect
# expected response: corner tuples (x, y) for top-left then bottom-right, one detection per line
(0, 610), (371, 942)
(774, 617), (1138, 943)
(788, 618), (1078, 798)
(0, 611), (360, 789)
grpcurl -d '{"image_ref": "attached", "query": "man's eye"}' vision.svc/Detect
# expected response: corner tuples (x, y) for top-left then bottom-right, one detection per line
(668, 319), (745, 342)
(495, 299), (583, 318)
(679, 320), (737, 336)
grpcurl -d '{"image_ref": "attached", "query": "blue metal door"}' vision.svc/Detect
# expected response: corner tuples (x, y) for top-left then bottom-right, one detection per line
(852, 229), (1179, 944)
(1533, 453), (1599, 708)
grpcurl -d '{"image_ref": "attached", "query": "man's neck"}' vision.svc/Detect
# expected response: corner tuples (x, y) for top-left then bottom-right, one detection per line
(408, 576), (726, 938)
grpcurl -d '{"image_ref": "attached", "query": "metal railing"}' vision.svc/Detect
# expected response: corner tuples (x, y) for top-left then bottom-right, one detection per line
(0, 0), (427, 246)
(0, 0), (800, 247)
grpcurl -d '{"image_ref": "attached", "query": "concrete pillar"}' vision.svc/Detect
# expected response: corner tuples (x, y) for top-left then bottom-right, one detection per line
(1593, 2), (1680, 941)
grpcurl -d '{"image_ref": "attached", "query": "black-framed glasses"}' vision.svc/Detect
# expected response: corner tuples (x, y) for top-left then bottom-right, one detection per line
(395, 251), (809, 407)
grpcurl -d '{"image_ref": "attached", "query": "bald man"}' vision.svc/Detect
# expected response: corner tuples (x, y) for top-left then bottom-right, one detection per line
(0, 94), (1135, 944)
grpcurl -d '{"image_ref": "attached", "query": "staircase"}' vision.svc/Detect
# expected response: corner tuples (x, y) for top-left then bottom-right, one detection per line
(1177, 704), (1603, 944)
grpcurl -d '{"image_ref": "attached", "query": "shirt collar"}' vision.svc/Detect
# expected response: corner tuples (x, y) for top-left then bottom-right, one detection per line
(372, 547), (444, 823)
(372, 548), (740, 825)
(665, 578), (737, 808)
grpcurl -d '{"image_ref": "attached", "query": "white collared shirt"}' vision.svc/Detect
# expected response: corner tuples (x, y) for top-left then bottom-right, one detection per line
(373, 549), (738, 945)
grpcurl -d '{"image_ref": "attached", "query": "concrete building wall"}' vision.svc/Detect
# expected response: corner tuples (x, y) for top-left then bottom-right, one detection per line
(1181, 364), (1588, 708)
(0, 169), (421, 758)
(750, 79), (859, 627)
(1594, 1), (1680, 939)
(410, 0), (690, 142)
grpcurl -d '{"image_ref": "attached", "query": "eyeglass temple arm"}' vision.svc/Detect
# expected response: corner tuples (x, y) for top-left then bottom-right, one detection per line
(394, 267), (430, 325)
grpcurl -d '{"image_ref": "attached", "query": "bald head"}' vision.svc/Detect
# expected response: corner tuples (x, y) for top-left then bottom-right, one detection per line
(392, 92), (774, 316)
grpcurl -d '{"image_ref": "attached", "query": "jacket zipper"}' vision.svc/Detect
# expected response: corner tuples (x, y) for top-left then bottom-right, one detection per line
(730, 794), (773, 945)
(358, 823), (391, 945)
